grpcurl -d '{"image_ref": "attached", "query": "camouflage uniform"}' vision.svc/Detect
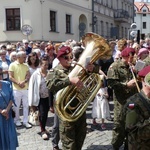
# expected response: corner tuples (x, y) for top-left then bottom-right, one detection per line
(46, 64), (87, 150)
(118, 91), (150, 150)
(143, 56), (150, 67)
(107, 60), (138, 149)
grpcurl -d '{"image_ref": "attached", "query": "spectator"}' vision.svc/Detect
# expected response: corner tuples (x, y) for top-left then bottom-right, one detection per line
(23, 39), (32, 55)
(16, 42), (21, 52)
(143, 38), (150, 48)
(92, 76), (111, 130)
(9, 51), (17, 63)
(8, 51), (32, 128)
(45, 45), (57, 69)
(40, 42), (46, 56)
(26, 52), (39, 75)
(0, 49), (11, 81)
(0, 68), (18, 149)
(28, 55), (50, 140)
(29, 41), (34, 49)
(19, 46), (26, 52)
(6, 45), (13, 60)
(32, 48), (41, 59)
(139, 39), (145, 48)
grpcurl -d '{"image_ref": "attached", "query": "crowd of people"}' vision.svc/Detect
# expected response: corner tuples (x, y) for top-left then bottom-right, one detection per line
(0, 35), (150, 150)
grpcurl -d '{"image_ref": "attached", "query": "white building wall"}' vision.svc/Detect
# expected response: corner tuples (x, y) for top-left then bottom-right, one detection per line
(94, 0), (134, 39)
(0, 0), (92, 42)
(134, 3), (150, 38)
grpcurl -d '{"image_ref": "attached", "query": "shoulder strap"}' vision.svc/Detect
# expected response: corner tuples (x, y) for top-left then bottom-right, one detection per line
(138, 93), (150, 115)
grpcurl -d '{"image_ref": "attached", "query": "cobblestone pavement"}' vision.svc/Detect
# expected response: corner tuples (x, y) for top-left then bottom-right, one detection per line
(16, 101), (124, 150)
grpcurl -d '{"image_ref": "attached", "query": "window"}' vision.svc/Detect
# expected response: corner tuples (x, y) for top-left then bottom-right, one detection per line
(143, 9), (146, 16)
(50, 11), (56, 32)
(134, 9), (136, 17)
(101, 21), (104, 36)
(6, 8), (20, 31)
(111, 0), (113, 8)
(106, 22), (109, 38)
(143, 22), (146, 29)
(143, 9), (146, 12)
(122, 26), (124, 37)
(66, 14), (71, 33)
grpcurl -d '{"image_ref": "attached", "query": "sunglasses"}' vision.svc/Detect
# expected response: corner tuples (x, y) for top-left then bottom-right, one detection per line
(30, 57), (36, 60)
(0, 54), (6, 56)
(62, 55), (73, 60)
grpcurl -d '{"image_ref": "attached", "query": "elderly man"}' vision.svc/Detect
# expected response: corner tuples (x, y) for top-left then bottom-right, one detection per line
(9, 51), (31, 128)
(107, 47), (139, 150)
(23, 39), (32, 55)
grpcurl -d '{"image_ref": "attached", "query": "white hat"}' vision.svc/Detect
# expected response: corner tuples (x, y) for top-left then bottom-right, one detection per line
(22, 39), (29, 44)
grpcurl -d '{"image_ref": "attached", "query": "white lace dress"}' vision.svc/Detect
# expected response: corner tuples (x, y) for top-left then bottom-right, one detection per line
(92, 87), (110, 119)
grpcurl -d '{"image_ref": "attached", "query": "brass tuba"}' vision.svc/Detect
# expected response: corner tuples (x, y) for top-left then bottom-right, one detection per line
(55, 32), (112, 122)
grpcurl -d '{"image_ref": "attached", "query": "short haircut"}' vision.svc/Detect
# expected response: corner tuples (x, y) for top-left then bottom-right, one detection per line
(16, 51), (26, 58)
(0, 49), (7, 54)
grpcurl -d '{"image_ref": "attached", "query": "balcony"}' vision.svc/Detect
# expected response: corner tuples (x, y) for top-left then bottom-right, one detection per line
(114, 9), (129, 22)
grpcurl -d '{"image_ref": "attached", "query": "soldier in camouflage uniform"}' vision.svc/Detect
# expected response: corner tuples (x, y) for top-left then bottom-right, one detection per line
(118, 65), (150, 150)
(107, 47), (139, 150)
(143, 55), (150, 67)
(46, 46), (98, 150)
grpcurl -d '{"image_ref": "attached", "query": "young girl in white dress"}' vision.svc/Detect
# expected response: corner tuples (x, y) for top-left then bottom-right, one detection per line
(92, 76), (111, 129)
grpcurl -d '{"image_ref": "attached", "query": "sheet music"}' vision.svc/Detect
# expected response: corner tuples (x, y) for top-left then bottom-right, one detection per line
(134, 60), (145, 71)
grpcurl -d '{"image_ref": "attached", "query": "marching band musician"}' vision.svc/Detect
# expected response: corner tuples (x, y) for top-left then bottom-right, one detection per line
(117, 65), (150, 150)
(107, 47), (139, 150)
(46, 45), (99, 150)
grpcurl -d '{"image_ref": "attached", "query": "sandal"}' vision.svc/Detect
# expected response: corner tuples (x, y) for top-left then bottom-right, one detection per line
(93, 119), (98, 125)
(101, 124), (106, 130)
(41, 132), (48, 140)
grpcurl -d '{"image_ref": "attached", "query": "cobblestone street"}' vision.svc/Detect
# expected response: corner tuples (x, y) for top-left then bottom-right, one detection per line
(16, 101), (124, 150)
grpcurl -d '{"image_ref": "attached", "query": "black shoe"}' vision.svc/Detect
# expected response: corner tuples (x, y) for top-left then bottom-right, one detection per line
(107, 117), (113, 121)
(53, 146), (60, 150)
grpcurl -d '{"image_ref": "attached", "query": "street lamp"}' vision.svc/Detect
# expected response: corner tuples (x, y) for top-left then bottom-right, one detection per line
(92, 15), (97, 32)
(93, 16), (97, 25)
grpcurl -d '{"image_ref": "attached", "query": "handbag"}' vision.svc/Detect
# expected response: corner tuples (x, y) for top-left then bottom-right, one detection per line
(29, 106), (39, 126)
(0, 92), (16, 118)
(11, 109), (16, 118)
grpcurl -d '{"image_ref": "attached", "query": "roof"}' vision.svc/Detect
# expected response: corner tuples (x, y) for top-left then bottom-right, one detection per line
(134, 2), (150, 13)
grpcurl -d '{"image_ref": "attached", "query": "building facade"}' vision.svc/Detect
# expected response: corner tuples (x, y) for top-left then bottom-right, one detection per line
(0, 0), (92, 43)
(134, 1), (150, 39)
(0, 0), (135, 43)
(93, 0), (134, 39)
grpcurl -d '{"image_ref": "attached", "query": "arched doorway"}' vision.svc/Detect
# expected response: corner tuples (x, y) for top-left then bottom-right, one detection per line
(79, 14), (87, 40)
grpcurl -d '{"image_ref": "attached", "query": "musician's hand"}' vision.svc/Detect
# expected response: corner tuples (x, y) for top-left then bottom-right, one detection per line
(86, 63), (94, 72)
(126, 79), (136, 88)
(69, 77), (83, 89)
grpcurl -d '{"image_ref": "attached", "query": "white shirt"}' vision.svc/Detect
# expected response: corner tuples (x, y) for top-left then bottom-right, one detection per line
(2, 61), (9, 79)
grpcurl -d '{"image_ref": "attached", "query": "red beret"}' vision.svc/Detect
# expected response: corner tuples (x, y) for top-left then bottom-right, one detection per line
(121, 47), (135, 57)
(138, 65), (150, 77)
(57, 46), (71, 58)
(137, 48), (149, 57)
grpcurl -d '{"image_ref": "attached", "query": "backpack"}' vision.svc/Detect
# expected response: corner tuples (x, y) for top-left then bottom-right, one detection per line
(125, 93), (150, 140)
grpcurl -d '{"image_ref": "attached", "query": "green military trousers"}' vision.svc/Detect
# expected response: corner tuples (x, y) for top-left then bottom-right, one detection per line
(59, 112), (87, 150)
